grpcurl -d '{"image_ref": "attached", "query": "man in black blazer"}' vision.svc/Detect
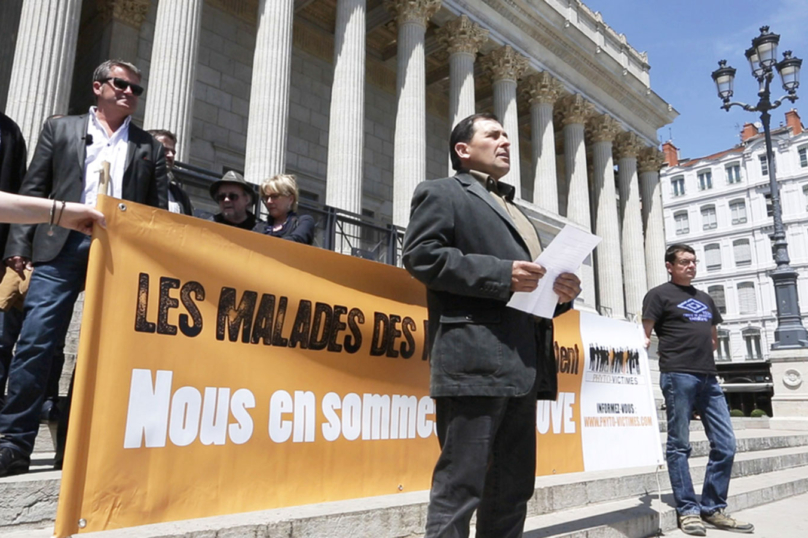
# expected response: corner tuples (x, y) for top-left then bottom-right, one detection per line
(0, 59), (167, 476)
(403, 113), (581, 538)
(148, 129), (194, 216)
(0, 112), (27, 407)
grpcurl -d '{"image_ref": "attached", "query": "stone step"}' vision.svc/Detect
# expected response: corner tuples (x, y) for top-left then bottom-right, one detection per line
(3, 429), (807, 536)
(5, 448), (807, 538)
(674, 429), (808, 459)
(33, 423), (58, 455)
(519, 464), (808, 538)
(657, 416), (772, 433)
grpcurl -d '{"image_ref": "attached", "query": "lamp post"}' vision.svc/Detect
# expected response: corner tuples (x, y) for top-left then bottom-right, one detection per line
(712, 26), (808, 349)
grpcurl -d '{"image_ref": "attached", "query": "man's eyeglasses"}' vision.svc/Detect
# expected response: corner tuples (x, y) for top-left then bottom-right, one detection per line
(676, 259), (698, 267)
(216, 192), (241, 202)
(102, 77), (144, 97)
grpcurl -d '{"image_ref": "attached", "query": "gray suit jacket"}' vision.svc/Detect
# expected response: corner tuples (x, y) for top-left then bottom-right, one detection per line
(402, 172), (570, 399)
(5, 114), (168, 263)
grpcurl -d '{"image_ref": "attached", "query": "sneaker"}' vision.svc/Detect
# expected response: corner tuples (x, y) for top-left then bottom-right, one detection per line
(678, 514), (706, 536)
(703, 509), (754, 533)
(0, 446), (30, 477)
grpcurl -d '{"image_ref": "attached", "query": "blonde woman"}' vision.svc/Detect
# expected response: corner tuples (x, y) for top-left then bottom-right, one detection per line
(254, 174), (314, 245)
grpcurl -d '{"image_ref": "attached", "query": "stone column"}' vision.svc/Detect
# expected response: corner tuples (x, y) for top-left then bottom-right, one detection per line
(386, 0), (441, 228)
(483, 46), (528, 199)
(586, 114), (625, 318)
(615, 132), (648, 319)
(437, 15), (487, 173)
(5, 0), (81, 150)
(143, 0), (204, 162)
(244, 0), (295, 184)
(556, 93), (595, 308)
(522, 72), (560, 212)
(325, 0), (367, 215)
(0, 0), (23, 111)
(639, 147), (667, 290)
(556, 94), (593, 229)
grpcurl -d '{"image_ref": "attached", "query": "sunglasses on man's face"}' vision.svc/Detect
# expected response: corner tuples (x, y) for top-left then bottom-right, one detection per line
(216, 192), (241, 202)
(102, 77), (144, 97)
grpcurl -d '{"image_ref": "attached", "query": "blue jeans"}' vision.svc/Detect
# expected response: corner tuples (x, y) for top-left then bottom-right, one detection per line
(0, 232), (90, 456)
(660, 372), (736, 517)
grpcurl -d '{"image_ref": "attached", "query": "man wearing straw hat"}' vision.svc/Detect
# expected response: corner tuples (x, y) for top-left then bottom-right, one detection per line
(0, 59), (167, 476)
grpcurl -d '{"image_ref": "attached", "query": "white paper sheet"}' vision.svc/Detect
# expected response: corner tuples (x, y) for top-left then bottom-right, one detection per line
(507, 225), (601, 318)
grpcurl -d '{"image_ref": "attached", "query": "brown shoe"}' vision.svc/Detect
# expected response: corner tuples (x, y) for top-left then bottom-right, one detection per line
(678, 514), (706, 536)
(703, 509), (754, 533)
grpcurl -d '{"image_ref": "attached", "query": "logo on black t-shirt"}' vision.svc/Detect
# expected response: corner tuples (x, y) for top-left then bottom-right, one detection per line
(677, 298), (713, 322)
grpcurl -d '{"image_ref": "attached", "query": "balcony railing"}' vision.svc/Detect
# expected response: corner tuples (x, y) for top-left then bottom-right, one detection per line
(172, 162), (405, 266)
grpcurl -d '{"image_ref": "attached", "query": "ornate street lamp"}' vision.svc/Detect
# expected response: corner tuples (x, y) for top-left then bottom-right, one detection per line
(712, 26), (807, 349)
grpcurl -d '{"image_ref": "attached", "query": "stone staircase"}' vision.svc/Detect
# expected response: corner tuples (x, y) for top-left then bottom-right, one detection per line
(5, 335), (804, 537)
(2, 422), (807, 537)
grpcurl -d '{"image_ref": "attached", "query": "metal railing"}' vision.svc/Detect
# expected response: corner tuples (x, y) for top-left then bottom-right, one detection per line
(172, 162), (405, 266)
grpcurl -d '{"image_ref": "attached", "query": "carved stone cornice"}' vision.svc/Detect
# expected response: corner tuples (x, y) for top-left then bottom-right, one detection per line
(521, 71), (562, 105)
(450, 0), (677, 134)
(97, 0), (150, 28)
(554, 93), (593, 126)
(586, 114), (621, 144)
(437, 15), (488, 56)
(384, 0), (441, 27)
(638, 146), (666, 173)
(482, 45), (529, 83)
(614, 131), (645, 160)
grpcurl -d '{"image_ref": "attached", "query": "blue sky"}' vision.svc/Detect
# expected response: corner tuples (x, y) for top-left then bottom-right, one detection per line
(582, 0), (808, 160)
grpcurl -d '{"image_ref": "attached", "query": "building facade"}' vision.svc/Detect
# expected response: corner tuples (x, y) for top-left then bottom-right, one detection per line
(0, 0), (677, 320)
(660, 110), (808, 366)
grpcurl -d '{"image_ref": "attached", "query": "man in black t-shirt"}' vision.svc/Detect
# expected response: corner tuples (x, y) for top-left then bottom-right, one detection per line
(642, 243), (753, 536)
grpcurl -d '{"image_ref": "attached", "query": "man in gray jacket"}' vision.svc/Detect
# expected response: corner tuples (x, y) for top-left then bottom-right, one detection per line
(403, 113), (580, 538)
(0, 59), (167, 477)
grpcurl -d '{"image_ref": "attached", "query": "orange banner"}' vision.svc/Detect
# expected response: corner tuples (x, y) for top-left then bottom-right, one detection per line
(55, 196), (637, 536)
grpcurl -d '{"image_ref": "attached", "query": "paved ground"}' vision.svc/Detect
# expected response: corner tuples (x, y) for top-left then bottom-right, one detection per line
(662, 492), (808, 538)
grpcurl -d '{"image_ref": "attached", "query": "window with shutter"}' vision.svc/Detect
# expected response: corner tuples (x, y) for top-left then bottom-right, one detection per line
(708, 285), (726, 314)
(730, 200), (747, 224)
(760, 155), (769, 176)
(674, 211), (689, 235)
(672, 176), (685, 197)
(738, 282), (757, 314)
(698, 170), (713, 190)
(733, 239), (752, 266)
(704, 244), (721, 271)
(743, 328), (763, 360)
(701, 205), (717, 230)
(717, 329), (731, 360)
(726, 163), (741, 184)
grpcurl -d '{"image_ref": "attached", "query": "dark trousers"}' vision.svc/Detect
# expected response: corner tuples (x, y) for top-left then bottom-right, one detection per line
(0, 232), (89, 456)
(425, 391), (537, 538)
(0, 307), (24, 406)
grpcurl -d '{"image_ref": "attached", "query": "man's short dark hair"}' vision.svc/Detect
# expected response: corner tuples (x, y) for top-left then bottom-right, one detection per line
(449, 113), (500, 171)
(148, 129), (177, 143)
(92, 59), (141, 83)
(665, 243), (695, 265)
